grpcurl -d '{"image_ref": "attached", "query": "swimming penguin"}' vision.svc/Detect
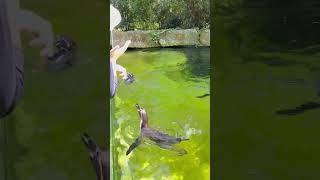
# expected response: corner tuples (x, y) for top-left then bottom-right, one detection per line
(81, 133), (109, 180)
(47, 35), (77, 70)
(196, 93), (210, 98)
(126, 104), (189, 156)
(276, 101), (320, 116)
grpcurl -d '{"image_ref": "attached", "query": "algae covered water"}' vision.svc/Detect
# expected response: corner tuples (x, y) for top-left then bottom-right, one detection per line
(111, 47), (210, 180)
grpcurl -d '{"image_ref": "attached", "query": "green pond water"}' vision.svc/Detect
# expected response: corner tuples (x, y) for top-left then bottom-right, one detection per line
(111, 48), (210, 180)
(1, 0), (108, 179)
(214, 2), (320, 179)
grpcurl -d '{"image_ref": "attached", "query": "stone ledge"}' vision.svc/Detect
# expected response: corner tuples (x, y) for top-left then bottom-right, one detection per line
(111, 29), (210, 48)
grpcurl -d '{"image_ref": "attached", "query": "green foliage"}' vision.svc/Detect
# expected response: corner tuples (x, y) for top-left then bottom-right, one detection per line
(213, 0), (242, 14)
(185, 0), (210, 28)
(111, 0), (210, 30)
(151, 31), (161, 44)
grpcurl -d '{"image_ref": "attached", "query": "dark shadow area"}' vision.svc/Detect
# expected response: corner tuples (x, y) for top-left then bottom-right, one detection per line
(179, 47), (210, 79)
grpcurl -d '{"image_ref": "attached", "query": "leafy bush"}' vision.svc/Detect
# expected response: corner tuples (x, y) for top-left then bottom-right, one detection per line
(111, 0), (210, 30)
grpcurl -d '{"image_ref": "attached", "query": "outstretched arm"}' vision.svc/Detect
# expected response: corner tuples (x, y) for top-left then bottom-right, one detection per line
(110, 40), (131, 63)
(110, 40), (131, 78)
(110, 40), (131, 98)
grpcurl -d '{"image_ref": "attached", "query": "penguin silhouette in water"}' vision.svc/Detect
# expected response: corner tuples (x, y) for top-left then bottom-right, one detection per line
(81, 133), (109, 180)
(196, 93), (210, 98)
(126, 104), (189, 156)
(46, 35), (77, 70)
(276, 90), (320, 116)
(276, 101), (320, 116)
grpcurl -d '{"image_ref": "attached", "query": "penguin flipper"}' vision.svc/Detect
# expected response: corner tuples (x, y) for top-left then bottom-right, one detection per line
(126, 137), (142, 155)
(81, 133), (103, 180)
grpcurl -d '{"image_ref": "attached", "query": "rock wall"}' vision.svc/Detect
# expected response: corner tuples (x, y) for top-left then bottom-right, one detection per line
(111, 29), (210, 48)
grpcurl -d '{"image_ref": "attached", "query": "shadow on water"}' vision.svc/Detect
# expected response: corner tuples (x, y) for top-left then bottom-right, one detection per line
(134, 47), (210, 78)
(178, 47), (211, 78)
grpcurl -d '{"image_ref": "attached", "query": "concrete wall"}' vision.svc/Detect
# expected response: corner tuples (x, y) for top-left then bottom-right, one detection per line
(111, 29), (210, 48)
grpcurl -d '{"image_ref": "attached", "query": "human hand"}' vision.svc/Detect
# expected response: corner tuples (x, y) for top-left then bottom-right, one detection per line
(110, 40), (131, 63)
(29, 31), (55, 57)
(114, 64), (128, 80)
(18, 10), (55, 57)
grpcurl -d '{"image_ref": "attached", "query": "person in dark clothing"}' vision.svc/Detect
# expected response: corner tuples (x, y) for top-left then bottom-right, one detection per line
(0, 0), (54, 118)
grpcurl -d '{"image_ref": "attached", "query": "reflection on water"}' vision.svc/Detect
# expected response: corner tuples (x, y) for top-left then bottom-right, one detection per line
(111, 48), (210, 180)
(214, 1), (320, 179)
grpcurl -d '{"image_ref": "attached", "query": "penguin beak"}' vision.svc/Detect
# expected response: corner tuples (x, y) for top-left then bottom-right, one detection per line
(135, 104), (141, 111)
